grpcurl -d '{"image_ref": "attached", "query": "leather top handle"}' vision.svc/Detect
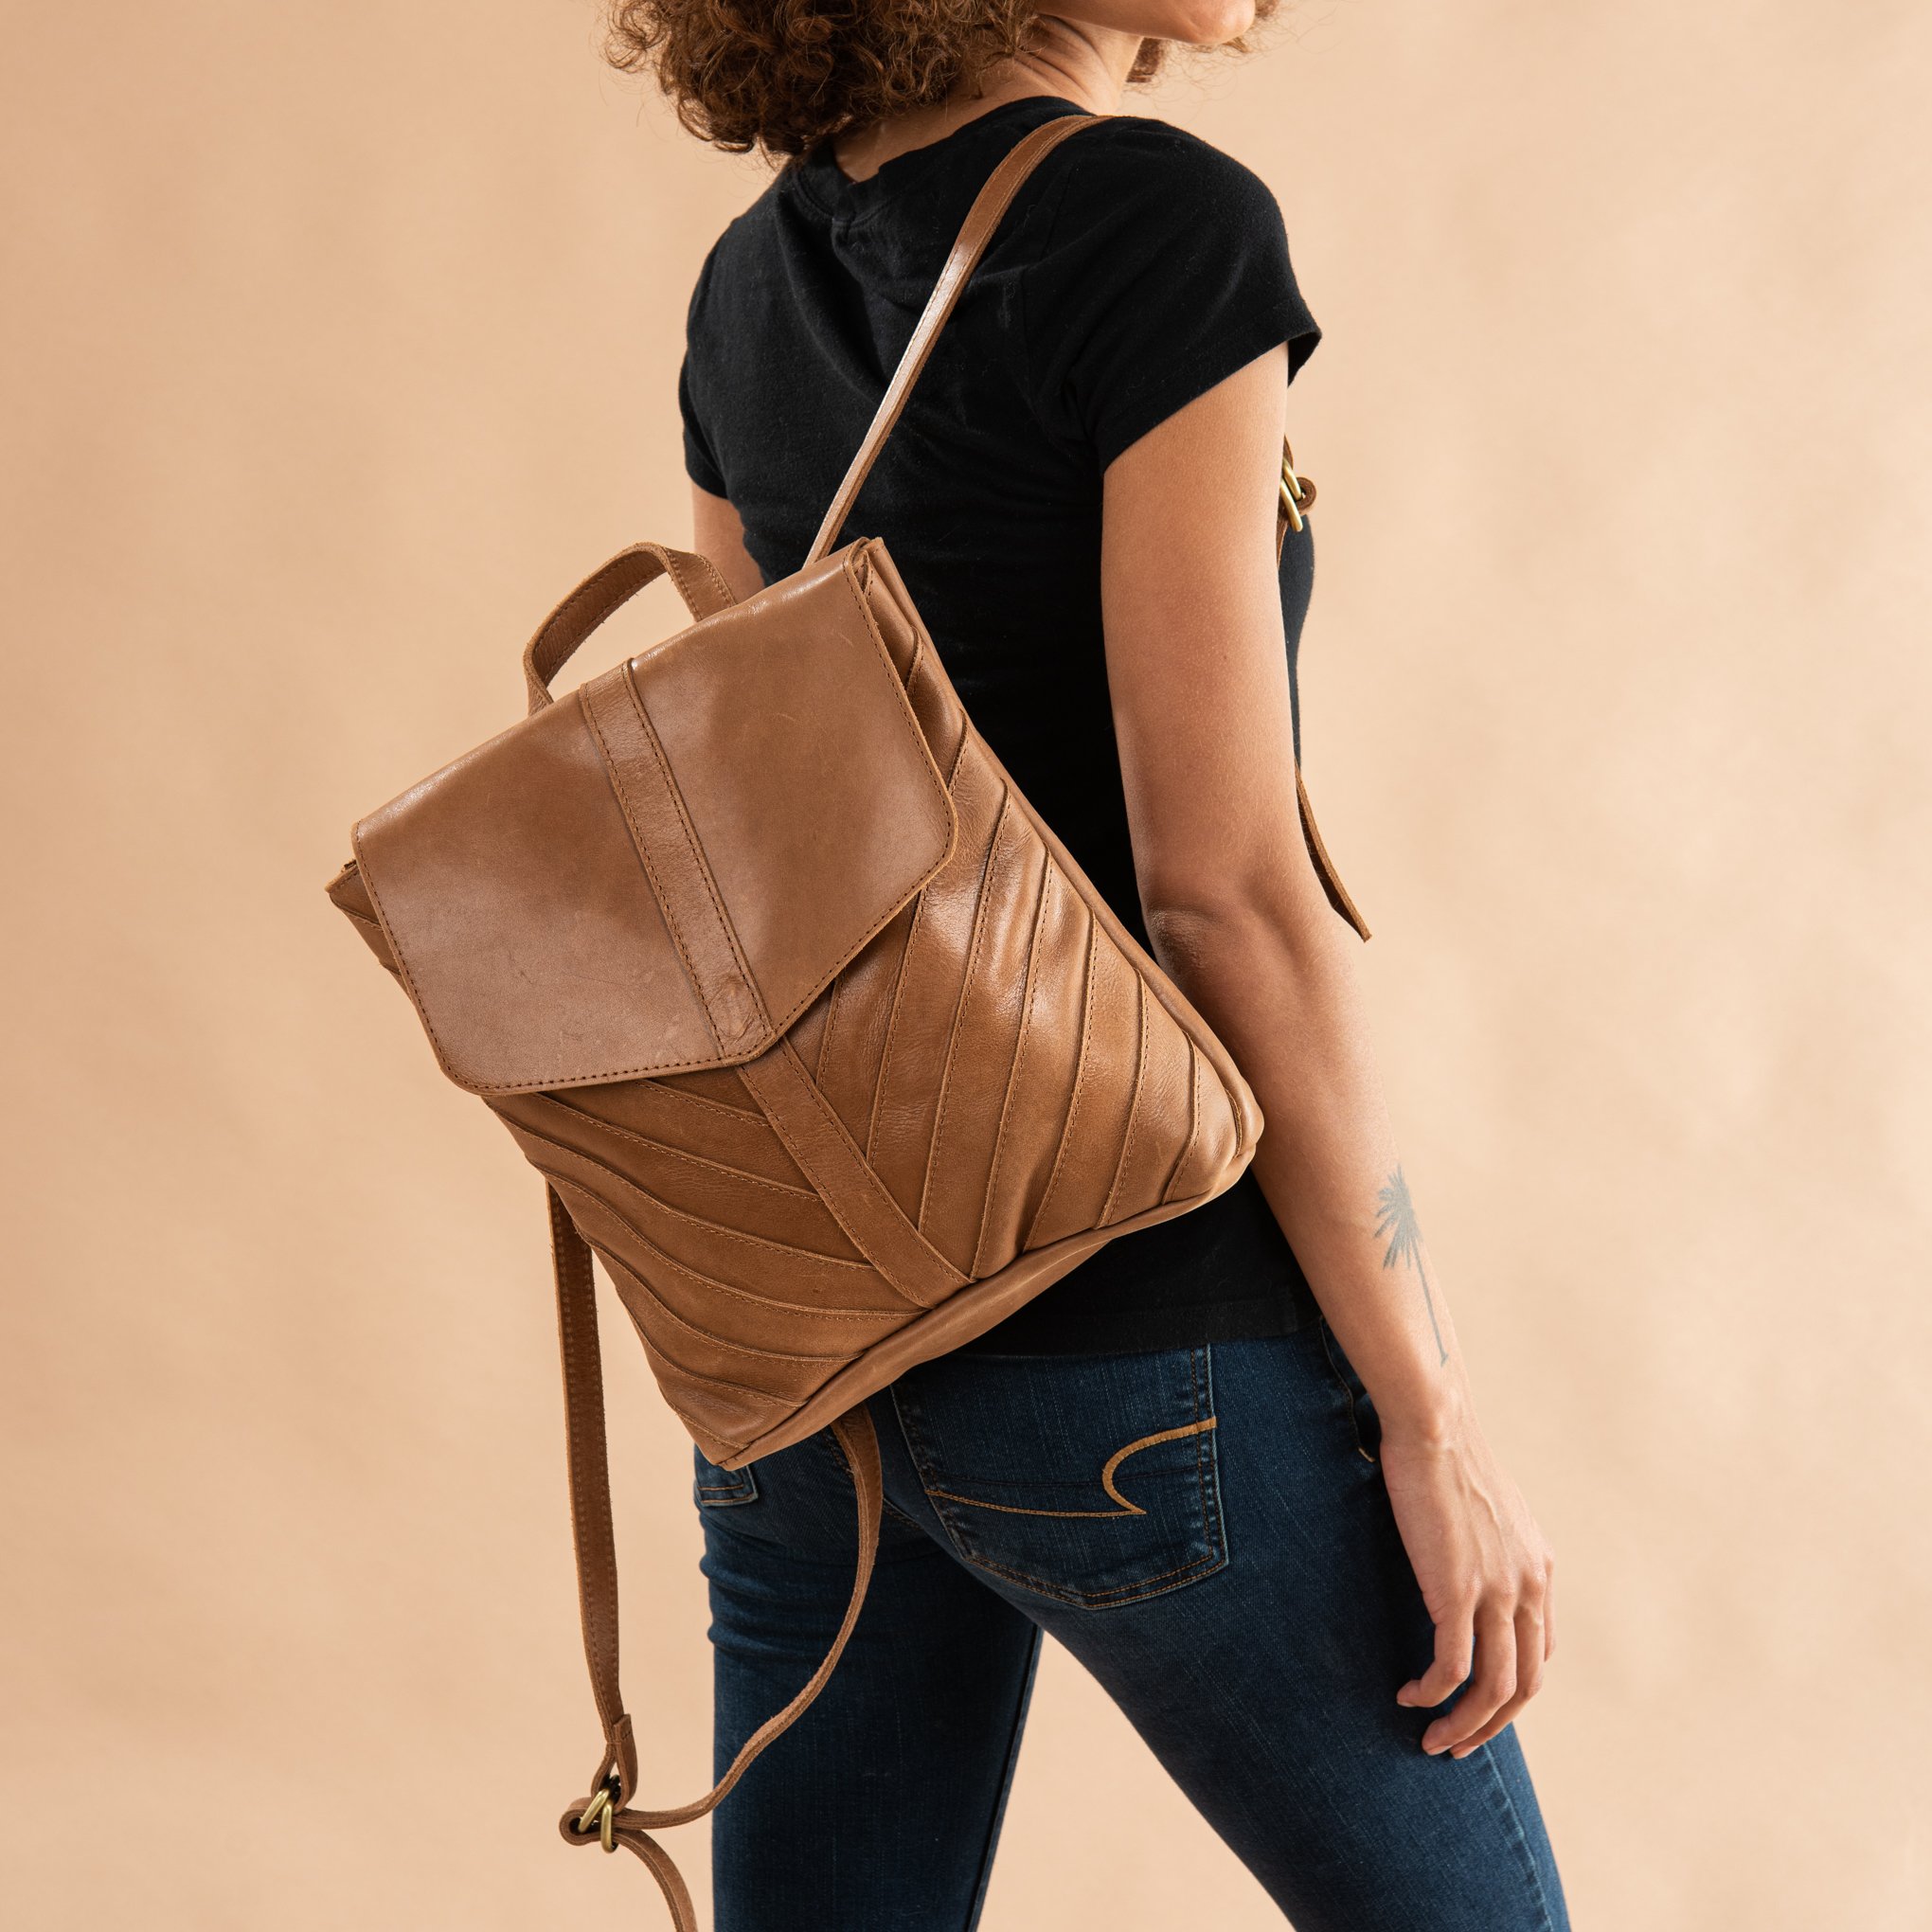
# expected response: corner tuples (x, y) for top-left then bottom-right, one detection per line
(804, 113), (1108, 564)
(522, 542), (738, 715)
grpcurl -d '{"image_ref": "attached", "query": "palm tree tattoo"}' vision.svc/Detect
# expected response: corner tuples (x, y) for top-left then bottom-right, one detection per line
(1374, 1165), (1448, 1366)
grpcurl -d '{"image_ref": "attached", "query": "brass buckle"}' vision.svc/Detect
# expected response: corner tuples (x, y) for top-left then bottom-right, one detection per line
(576, 1777), (619, 1853)
(1279, 438), (1316, 535)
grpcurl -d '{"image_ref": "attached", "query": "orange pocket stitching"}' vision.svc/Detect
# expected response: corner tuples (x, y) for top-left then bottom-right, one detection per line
(922, 1416), (1217, 1520)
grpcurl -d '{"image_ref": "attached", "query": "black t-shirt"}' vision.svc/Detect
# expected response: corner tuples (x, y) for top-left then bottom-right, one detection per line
(680, 94), (1323, 1352)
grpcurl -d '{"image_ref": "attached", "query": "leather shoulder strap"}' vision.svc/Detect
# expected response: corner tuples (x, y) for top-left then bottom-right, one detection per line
(804, 111), (1106, 563)
(547, 1190), (882, 1927)
(795, 112), (1366, 944)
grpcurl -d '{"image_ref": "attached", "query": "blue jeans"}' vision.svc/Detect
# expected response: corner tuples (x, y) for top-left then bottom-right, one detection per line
(693, 1321), (1569, 1930)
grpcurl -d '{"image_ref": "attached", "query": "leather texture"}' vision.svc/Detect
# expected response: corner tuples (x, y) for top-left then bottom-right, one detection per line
(353, 546), (959, 1093)
(326, 110), (1370, 1928)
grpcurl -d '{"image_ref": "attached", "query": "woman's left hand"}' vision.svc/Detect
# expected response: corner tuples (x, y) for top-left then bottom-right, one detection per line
(1377, 1408), (1558, 1759)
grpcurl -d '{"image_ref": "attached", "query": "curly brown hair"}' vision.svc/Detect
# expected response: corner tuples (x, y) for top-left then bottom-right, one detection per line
(605, 3), (1267, 159)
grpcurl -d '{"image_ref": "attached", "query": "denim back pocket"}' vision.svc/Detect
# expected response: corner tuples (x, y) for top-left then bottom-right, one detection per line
(889, 1344), (1225, 1609)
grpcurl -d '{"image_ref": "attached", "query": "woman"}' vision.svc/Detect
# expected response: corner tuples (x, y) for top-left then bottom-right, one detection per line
(616, 2), (1566, 1924)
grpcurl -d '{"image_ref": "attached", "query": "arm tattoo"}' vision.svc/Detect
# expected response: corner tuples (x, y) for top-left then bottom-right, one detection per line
(1373, 1164), (1449, 1367)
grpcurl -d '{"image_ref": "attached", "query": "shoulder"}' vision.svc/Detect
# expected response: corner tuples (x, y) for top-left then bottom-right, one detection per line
(1020, 116), (1318, 459)
(1040, 114), (1287, 247)
(685, 171), (795, 331)
(686, 212), (753, 311)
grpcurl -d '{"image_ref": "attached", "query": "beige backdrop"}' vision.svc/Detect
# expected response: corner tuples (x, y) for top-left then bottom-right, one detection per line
(6, 3), (1928, 1925)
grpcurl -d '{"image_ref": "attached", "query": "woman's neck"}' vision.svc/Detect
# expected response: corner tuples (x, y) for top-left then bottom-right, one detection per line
(827, 18), (1141, 183)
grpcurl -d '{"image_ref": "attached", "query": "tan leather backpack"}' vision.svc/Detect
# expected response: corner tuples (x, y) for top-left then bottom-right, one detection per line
(326, 112), (1368, 1926)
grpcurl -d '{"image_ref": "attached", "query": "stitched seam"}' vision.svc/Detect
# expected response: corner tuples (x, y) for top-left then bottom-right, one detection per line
(860, 903), (919, 1161)
(551, 1209), (622, 1691)
(919, 790), (1014, 1236)
(392, 584), (961, 1091)
(623, 668), (764, 1022)
(661, 548), (728, 619)
(533, 1166), (902, 1324)
(941, 727), (972, 789)
(949, 1546), (1223, 1608)
(623, 1075), (763, 1122)
(1023, 907), (1097, 1250)
(1190, 1347), (1215, 1561)
(866, 729), (974, 1162)
(507, 1112), (876, 1274)
(528, 566), (636, 701)
(562, 556), (654, 650)
(1479, 1736), (1563, 1931)
(693, 554), (736, 612)
(844, 554), (960, 828)
(537, 1094), (821, 1203)
(584, 682), (726, 1056)
(1190, 1350), (1206, 1558)
(609, 1292), (789, 1407)
(902, 627), (929, 702)
(621, 667), (771, 1041)
(528, 1119), (867, 1268)
(888, 583), (972, 796)
(1098, 975), (1149, 1225)
(918, 1412), (1223, 1522)
(751, 1044), (967, 1300)
(757, 846), (948, 1049)
(814, 1423), (853, 1485)
(882, 1494), (926, 1533)
(580, 1226), (829, 1417)
(900, 1380), (1227, 1610)
(1101, 1413), (1217, 1512)
(860, 552), (932, 722)
(891, 1369), (1227, 1604)
(349, 823), (466, 1085)
(659, 549), (705, 615)
(721, 1075), (924, 1308)
(592, 1240), (849, 1368)
(924, 1489), (1131, 1520)
(363, 653), (951, 1093)
(1205, 1055), (1250, 1166)
(732, 1051), (940, 1310)
(814, 969), (846, 1085)
(1159, 1042), (1204, 1208)
(972, 855), (1056, 1277)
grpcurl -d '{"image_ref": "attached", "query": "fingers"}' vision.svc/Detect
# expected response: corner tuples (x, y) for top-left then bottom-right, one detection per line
(1422, 1604), (1515, 1757)
(1397, 1595), (1475, 1711)
(1544, 1552), (1557, 1662)
(1418, 1553), (1557, 1761)
(1446, 1600), (1546, 1757)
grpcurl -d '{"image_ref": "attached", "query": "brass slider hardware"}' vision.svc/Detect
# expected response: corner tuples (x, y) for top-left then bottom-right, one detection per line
(575, 1778), (619, 1853)
(1279, 438), (1316, 535)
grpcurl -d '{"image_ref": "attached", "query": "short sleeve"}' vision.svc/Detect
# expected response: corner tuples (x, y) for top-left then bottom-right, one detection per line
(679, 249), (728, 497)
(1025, 122), (1320, 471)
(680, 354), (727, 497)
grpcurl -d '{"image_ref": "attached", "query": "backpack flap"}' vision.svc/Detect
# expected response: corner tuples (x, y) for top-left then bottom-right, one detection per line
(349, 548), (957, 1095)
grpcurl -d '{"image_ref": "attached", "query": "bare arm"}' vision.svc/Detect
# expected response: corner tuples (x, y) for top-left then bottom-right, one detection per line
(691, 485), (764, 601)
(1102, 345), (1555, 1757)
(688, 380), (1555, 1755)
